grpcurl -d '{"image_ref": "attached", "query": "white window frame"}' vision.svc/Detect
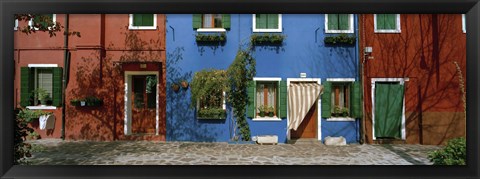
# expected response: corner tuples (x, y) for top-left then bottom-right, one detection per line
(129, 14), (157, 30)
(196, 14), (227, 32)
(325, 78), (356, 122)
(14, 19), (18, 31)
(462, 14), (466, 33)
(26, 64), (58, 110)
(28, 14), (57, 31)
(374, 14), (401, 33)
(325, 14), (354, 34)
(252, 77), (282, 121)
(252, 14), (282, 33)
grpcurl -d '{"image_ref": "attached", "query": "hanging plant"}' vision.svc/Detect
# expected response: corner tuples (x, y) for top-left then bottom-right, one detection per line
(324, 34), (356, 45)
(146, 75), (157, 94)
(180, 80), (189, 89)
(171, 83), (180, 93)
(250, 33), (286, 45)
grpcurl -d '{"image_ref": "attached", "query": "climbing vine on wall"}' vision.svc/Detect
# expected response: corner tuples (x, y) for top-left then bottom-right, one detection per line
(226, 47), (256, 141)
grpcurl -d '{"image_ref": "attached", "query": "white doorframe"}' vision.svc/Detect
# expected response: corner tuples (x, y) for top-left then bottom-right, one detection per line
(371, 78), (408, 140)
(124, 71), (160, 136)
(286, 78), (322, 141)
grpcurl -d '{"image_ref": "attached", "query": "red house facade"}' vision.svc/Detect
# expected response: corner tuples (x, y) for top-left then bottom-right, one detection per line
(359, 14), (466, 145)
(14, 14), (167, 141)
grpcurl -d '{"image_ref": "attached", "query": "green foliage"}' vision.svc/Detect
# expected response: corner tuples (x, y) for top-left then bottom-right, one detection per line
(32, 88), (51, 104)
(15, 14), (81, 37)
(70, 96), (103, 107)
(324, 34), (356, 45)
(14, 109), (34, 165)
(190, 69), (227, 108)
(226, 48), (256, 141)
(27, 131), (40, 140)
(17, 109), (51, 123)
(195, 33), (227, 42)
(250, 33), (286, 45)
(198, 107), (227, 119)
(146, 75), (157, 93)
(428, 137), (466, 165)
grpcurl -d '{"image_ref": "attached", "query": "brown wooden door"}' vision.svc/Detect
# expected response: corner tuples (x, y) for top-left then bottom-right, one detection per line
(291, 102), (317, 139)
(131, 75), (156, 134)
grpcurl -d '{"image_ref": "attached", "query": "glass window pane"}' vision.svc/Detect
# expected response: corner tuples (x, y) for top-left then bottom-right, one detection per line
(203, 14), (213, 28)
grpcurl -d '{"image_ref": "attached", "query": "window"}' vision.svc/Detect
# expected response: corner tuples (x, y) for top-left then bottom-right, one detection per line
(193, 14), (230, 32)
(196, 90), (226, 119)
(129, 14), (157, 30)
(28, 14), (56, 30)
(374, 14), (401, 33)
(20, 65), (63, 108)
(14, 18), (18, 30)
(321, 79), (362, 121)
(132, 75), (156, 109)
(325, 14), (354, 33)
(252, 14), (282, 32)
(247, 78), (287, 121)
(462, 14), (466, 33)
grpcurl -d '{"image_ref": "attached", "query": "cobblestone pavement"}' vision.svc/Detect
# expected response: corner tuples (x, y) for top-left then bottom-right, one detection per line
(25, 139), (441, 165)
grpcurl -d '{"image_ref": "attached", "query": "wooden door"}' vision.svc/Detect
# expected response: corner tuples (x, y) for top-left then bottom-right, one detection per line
(131, 75), (157, 134)
(291, 102), (318, 138)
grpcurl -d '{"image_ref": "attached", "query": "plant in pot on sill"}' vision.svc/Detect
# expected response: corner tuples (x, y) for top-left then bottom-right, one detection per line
(32, 88), (50, 106)
(258, 105), (266, 117)
(333, 105), (342, 117)
(341, 107), (349, 117)
(267, 106), (275, 117)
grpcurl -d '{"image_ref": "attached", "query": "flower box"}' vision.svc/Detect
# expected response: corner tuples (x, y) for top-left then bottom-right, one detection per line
(197, 108), (227, 120)
(250, 33), (286, 45)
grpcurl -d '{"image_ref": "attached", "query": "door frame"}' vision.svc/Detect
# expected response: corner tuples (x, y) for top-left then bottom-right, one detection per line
(124, 71), (160, 136)
(286, 78), (322, 141)
(371, 78), (408, 140)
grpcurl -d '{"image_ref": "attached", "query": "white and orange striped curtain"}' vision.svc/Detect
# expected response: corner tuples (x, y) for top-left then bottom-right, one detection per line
(287, 83), (323, 131)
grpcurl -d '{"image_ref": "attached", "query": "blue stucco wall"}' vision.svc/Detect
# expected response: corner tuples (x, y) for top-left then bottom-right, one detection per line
(166, 14), (360, 143)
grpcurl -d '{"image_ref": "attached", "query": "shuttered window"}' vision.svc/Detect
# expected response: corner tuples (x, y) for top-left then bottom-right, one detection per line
(375, 14), (401, 33)
(129, 14), (157, 30)
(20, 66), (63, 107)
(321, 80), (362, 119)
(325, 14), (353, 33)
(253, 14), (282, 32)
(247, 79), (287, 119)
(193, 14), (231, 29)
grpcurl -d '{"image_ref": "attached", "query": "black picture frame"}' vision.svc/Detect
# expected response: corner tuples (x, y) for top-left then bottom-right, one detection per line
(1, 0), (479, 178)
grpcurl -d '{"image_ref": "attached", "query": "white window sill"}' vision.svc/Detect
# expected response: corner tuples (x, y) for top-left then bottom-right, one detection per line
(326, 117), (355, 122)
(197, 28), (226, 32)
(252, 29), (282, 33)
(26, 106), (57, 110)
(325, 30), (354, 34)
(129, 26), (157, 30)
(374, 29), (401, 33)
(252, 117), (282, 121)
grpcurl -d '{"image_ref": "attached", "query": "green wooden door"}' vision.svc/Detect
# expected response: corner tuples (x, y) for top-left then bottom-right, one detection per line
(374, 83), (404, 139)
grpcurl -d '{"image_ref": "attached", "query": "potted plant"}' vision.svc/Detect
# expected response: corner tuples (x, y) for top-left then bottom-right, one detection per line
(258, 105), (266, 117)
(70, 99), (80, 106)
(32, 88), (50, 106)
(180, 80), (189, 89)
(267, 106), (275, 117)
(333, 105), (342, 117)
(341, 107), (349, 117)
(171, 83), (180, 93)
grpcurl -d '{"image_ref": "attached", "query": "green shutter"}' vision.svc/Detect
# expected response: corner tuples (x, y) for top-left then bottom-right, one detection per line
(20, 67), (32, 107)
(247, 81), (256, 118)
(52, 67), (63, 107)
(321, 81), (332, 118)
(339, 14), (350, 30)
(133, 14), (143, 26)
(267, 14), (279, 29)
(278, 81), (287, 118)
(385, 14), (396, 30)
(142, 14), (154, 26)
(328, 14), (339, 30)
(256, 14), (267, 29)
(376, 14), (385, 29)
(222, 14), (231, 29)
(351, 81), (362, 118)
(192, 14), (202, 29)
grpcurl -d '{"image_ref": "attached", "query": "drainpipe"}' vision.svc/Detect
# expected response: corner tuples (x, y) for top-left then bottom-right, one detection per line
(359, 14), (367, 144)
(61, 14), (70, 140)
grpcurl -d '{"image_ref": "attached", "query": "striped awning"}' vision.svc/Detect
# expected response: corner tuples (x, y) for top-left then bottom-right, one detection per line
(288, 83), (323, 131)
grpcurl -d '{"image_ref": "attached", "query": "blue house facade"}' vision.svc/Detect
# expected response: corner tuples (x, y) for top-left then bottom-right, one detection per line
(166, 14), (361, 143)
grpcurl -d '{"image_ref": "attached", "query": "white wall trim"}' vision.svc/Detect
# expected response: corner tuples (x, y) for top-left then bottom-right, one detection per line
(325, 14), (354, 34)
(28, 14), (57, 31)
(462, 14), (466, 33)
(252, 117), (282, 121)
(374, 14), (401, 33)
(197, 28), (226, 32)
(253, 77), (282, 81)
(252, 14), (283, 33)
(124, 71), (160, 136)
(28, 64), (58, 67)
(26, 106), (57, 110)
(129, 14), (157, 30)
(371, 78), (407, 140)
(286, 78), (322, 141)
(326, 117), (356, 122)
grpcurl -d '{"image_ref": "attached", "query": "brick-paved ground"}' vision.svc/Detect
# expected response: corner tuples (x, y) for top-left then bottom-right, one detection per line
(25, 139), (441, 165)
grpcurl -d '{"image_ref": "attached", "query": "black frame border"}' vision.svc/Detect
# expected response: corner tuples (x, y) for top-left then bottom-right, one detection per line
(1, 0), (479, 178)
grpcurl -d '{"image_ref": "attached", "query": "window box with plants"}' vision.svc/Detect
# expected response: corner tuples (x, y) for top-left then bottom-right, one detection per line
(191, 69), (228, 120)
(70, 96), (103, 107)
(324, 34), (356, 46)
(250, 33), (286, 45)
(195, 32), (226, 44)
